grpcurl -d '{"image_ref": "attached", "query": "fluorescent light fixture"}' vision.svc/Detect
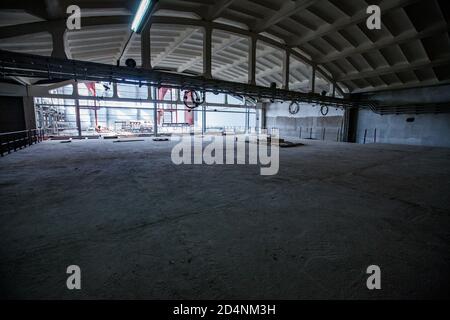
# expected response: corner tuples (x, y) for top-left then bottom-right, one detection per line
(131, 0), (152, 33)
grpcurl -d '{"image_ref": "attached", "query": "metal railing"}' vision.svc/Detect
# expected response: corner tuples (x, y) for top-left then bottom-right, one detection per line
(362, 128), (378, 144)
(301, 127), (344, 142)
(0, 129), (45, 157)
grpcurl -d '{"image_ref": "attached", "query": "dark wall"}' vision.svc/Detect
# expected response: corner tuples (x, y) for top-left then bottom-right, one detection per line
(345, 108), (359, 143)
(0, 96), (26, 133)
(352, 84), (450, 105)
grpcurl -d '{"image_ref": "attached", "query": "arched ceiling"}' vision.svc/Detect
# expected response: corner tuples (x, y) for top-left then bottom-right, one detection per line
(0, 0), (449, 94)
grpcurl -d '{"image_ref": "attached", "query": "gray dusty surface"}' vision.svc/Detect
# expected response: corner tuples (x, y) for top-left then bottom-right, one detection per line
(0, 138), (449, 299)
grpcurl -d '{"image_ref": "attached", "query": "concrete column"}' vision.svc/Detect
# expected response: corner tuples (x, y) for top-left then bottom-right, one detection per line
(137, 108), (141, 121)
(310, 65), (316, 94)
(203, 26), (212, 79)
(75, 99), (82, 137)
(255, 105), (262, 133)
(141, 24), (152, 69)
(51, 25), (68, 59)
(22, 96), (36, 130)
(152, 86), (158, 137)
(194, 105), (198, 126)
(282, 50), (290, 90)
(343, 107), (358, 143)
(245, 106), (249, 133)
(106, 107), (110, 130)
(248, 36), (257, 85)
(112, 83), (119, 98)
(73, 84), (82, 137)
(202, 105), (207, 134)
(260, 103), (268, 130)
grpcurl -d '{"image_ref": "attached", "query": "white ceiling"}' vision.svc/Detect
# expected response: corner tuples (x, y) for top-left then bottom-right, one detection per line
(0, 0), (449, 93)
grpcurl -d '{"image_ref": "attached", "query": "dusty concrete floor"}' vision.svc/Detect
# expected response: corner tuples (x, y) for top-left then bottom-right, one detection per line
(0, 137), (449, 299)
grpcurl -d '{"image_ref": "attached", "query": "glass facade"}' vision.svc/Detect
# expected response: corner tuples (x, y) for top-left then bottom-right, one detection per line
(35, 83), (257, 137)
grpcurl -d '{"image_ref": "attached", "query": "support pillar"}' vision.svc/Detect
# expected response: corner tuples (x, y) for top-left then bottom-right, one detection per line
(331, 82), (336, 97)
(137, 108), (141, 121)
(141, 24), (152, 69)
(75, 99), (81, 137)
(202, 105), (207, 134)
(73, 84), (82, 137)
(343, 107), (358, 143)
(248, 107), (251, 132)
(113, 83), (119, 98)
(152, 86), (158, 137)
(203, 26), (212, 79)
(260, 102), (268, 130)
(282, 50), (290, 90)
(310, 65), (316, 94)
(245, 106), (249, 133)
(248, 36), (257, 86)
(22, 96), (36, 130)
(255, 105), (263, 133)
(106, 107), (110, 130)
(51, 25), (68, 59)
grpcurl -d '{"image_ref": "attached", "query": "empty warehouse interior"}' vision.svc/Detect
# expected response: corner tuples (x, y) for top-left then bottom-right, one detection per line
(0, 0), (449, 301)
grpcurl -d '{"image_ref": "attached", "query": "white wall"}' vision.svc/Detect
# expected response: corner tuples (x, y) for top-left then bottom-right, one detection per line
(357, 110), (450, 148)
(265, 101), (345, 140)
(266, 101), (344, 118)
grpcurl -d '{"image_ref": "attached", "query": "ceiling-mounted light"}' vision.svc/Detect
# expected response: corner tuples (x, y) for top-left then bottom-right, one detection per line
(131, 0), (155, 33)
(117, 0), (156, 66)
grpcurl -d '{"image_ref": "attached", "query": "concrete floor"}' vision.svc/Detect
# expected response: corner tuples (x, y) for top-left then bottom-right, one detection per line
(0, 137), (449, 299)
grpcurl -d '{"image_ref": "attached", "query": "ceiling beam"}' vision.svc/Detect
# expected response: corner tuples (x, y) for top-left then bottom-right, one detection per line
(74, 49), (120, 60)
(0, 16), (130, 40)
(317, 22), (450, 64)
(287, 0), (421, 47)
(152, 28), (199, 67)
(205, 0), (235, 21)
(351, 78), (450, 94)
(177, 35), (243, 73)
(252, 0), (319, 34)
(69, 36), (125, 45)
(0, 0), (133, 19)
(337, 55), (450, 82)
(213, 46), (278, 76)
(290, 80), (313, 91)
(0, 15), (343, 95)
(0, 0), (48, 19)
(234, 59), (309, 83)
